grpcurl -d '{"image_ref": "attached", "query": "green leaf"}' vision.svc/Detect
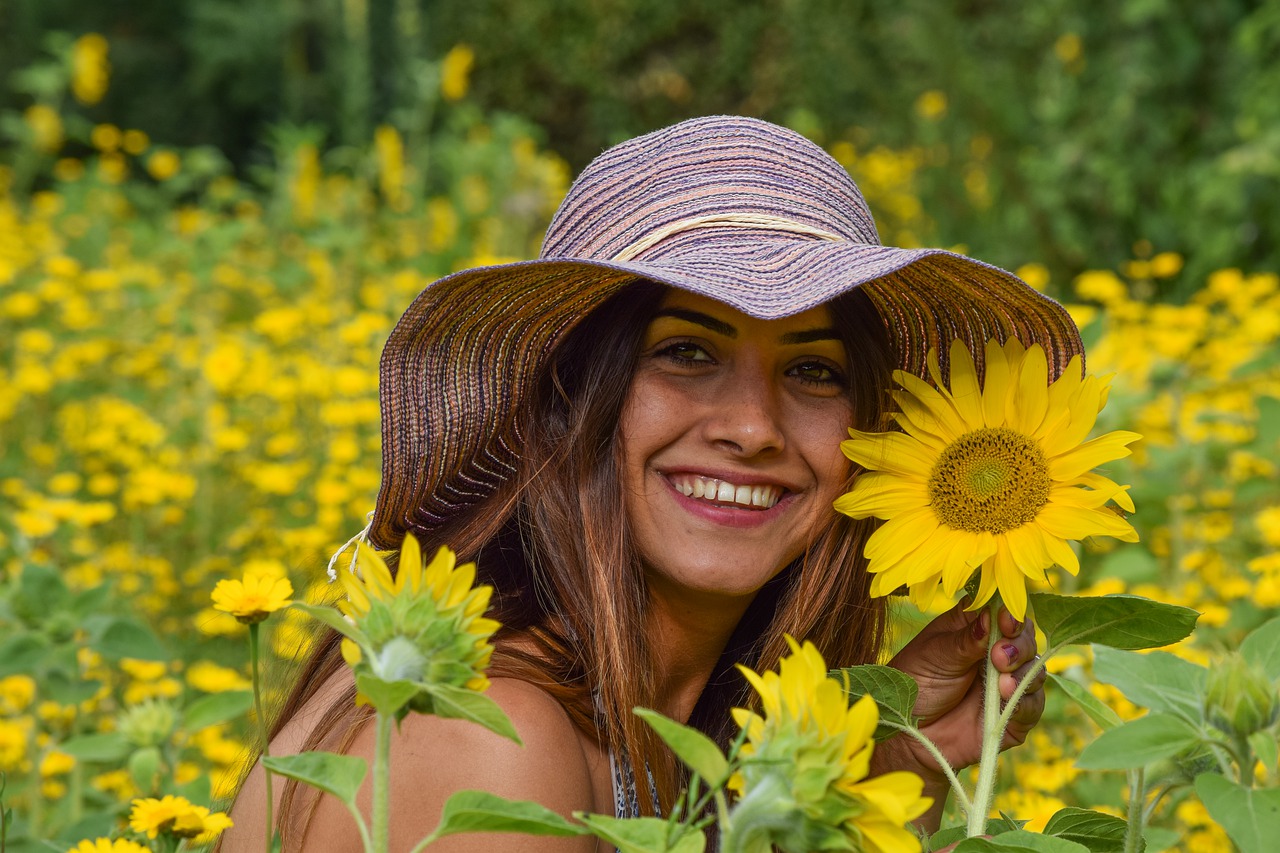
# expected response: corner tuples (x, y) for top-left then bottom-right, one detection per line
(1047, 674), (1122, 731)
(43, 671), (102, 705)
(575, 813), (705, 853)
(951, 830), (1091, 852)
(1031, 593), (1198, 651)
(262, 751), (368, 808)
(427, 683), (522, 745)
(128, 746), (162, 791)
(0, 634), (50, 676)
(1195, 773), (1280, 853)
(633, 707), (728, 786)
(354, 673), (419, 718)
(930, 821), (1022, 851)
(290, 602), (370, 646)
(1075, 713), (1203, 770)
(425, 790), (588, 842)
(175, 773), (212, 805)
(1241, 617), (1280, 681)
(1250, 728), (1279, 776)
(95, 617), (168, 661)
(1042, 807), (1131, 852)
(834, 664), (919, 736)
(1141, 826), (1179, 853)
(182, 690), (254, 732)
(1091, 647), (1205, 720)
(59, 732), (130, 763)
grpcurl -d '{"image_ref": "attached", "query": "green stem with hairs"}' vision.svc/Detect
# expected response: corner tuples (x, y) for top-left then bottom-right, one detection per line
(249, 622), (274, 853)
(966, 597), (1006, 837)
(881, 720), (971, 816)
(1123, 768), (1146, 853)
(372, 711), (392, 853)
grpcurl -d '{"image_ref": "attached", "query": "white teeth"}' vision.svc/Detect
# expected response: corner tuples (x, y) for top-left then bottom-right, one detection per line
(668, 475), (782, 509)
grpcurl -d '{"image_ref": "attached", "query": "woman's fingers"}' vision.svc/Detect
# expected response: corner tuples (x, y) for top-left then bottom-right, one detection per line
(1001, 655), (1047, 747)
(990, 612), (1038, 674)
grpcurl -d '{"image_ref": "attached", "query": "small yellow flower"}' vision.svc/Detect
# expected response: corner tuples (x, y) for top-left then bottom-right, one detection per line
(23, 104), (64, 153)
(211, 571), (293, 624)
(71, 34), (111, 105)
(440, 44), (475, 101)
(128, 794), (232, 840)
(147, 150), (181, 181)
(914, 90), (948, 121)
(65, 839), (150, 853)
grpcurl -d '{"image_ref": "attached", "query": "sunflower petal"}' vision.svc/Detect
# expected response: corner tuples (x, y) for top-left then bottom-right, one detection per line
(982, 338), (1011, 427)
(841, 432), (937, 478)
(834, 473), (931, 520)
(948, 338), (985, 431)
(1011, 344), (1049, 435)
(1048, 430), (1142, 481)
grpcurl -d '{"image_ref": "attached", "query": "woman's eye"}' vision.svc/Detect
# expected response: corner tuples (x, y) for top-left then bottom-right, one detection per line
(655, 341), (713, 365)
(790, 361), (844, 387)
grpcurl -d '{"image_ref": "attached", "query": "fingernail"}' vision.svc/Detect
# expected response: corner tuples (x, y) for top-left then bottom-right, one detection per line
(972, 611), (990, 639)
(1001, 643), (1019, 662)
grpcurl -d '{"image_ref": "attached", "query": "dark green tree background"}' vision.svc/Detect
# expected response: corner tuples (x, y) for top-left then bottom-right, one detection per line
(3, 0), (1277, 290)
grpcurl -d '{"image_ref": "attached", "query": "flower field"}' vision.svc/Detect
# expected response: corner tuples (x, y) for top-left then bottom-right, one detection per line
(2, 33), (1279, 853)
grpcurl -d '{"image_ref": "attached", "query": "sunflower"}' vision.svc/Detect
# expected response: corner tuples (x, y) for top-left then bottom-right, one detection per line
(337, 535), (499, 698)
(727, 638), (931, 853)
(835, 337), (1140, 620)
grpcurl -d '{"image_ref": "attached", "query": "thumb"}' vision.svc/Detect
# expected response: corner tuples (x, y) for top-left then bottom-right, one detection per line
(894, 601), (991, 680)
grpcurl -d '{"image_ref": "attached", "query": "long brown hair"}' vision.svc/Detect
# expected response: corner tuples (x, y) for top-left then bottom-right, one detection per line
(262, 280), (894, 840)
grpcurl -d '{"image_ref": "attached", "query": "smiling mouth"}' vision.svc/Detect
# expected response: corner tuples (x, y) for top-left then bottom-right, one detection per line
(667, 474), (784, 509)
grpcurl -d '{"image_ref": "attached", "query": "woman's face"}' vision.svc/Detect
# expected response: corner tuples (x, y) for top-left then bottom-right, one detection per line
(620, 291), (855, 602)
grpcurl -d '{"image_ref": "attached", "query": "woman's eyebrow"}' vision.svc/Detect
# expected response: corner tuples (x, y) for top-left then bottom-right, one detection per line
(652, 308), (737, 337)
(781, 328), (841, 344)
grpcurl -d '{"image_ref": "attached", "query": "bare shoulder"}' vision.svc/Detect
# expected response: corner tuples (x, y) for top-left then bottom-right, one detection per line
(223, 675), (605, 853)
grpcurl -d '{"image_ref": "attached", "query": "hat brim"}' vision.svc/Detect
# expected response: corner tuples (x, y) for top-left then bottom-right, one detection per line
(372, 240), (1081, 546)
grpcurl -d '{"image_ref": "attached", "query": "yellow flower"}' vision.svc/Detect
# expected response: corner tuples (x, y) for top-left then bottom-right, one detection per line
(24, 104), (64, 153)
(128, 794), (232, 840)
(440, 44), (475, 101)
(729, 638), (931, 853)
(65, 839), (150, 853)
(211, 570), (293, 624)
(71, 34), (111, 105)
(836, 338), (1140, 620)
(338, 534), (499, 694)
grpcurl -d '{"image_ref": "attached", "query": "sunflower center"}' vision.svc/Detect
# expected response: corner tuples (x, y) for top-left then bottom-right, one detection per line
(927, 427), (1051, 533)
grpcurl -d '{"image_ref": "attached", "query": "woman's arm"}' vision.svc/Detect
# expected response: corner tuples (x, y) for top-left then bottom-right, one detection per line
(223, 677), (603, 852)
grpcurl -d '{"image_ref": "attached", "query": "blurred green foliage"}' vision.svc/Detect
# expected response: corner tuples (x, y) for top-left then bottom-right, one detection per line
(2, 0), (1279, 287)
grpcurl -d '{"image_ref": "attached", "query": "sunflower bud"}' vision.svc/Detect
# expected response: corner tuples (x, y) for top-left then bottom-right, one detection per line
(1205, 653), (1279, 737)
(117, 699), (177, 748)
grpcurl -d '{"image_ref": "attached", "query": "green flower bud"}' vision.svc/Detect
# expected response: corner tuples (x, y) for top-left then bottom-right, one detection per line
(1205, 653), (1279, 737)
(117, 698), (178, 748)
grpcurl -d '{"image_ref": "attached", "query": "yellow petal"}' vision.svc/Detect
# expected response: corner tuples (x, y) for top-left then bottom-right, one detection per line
(864, 507), (940, 566)
(947, 338), (985, 430)
(1043, 534), (1080, 576)
(1036, 503), (1139, 542)
(398, 533), (423, 594)
(981, 338), (1011, 428)
(1010, 344), (1049, 435)
(841, 432), (937, 478)
(1048, 430), (1142, 481)
(992, 540), (1029, 621)
(834, 473), (931, 520)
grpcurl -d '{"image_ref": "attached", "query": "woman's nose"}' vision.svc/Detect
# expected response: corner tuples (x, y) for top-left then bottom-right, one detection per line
(703, 367), (786, 457)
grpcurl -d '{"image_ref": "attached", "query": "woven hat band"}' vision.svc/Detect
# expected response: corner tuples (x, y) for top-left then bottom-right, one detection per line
(609, 213), (846, 262)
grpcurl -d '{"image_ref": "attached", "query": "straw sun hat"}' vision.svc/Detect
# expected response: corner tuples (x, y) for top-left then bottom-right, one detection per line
(368, 115), (1082, 550)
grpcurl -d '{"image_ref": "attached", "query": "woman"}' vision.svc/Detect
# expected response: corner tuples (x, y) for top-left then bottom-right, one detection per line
(224, 116), (1073, 851)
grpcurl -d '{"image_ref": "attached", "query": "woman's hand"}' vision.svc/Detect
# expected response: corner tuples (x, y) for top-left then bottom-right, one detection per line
(884, 601), (1045, 779)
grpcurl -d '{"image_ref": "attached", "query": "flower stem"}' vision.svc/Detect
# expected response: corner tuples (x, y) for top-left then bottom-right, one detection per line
(372, 711), (392, 853)
(1123, 768), (1146, 853)
(881, 721), (971, 816)
(966, 598), (1005, 837)
(249, 622), (274, 853)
